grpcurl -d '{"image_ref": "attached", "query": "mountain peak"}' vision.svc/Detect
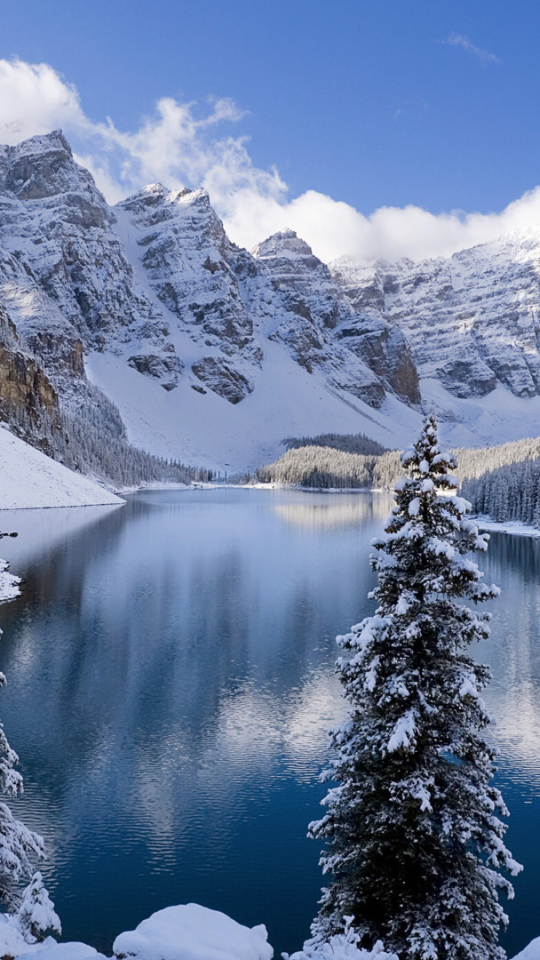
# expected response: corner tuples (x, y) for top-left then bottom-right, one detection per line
(170, 186), (211, 208)
(253, 229), (314, 260)
(5, 129), (73, 160)
(0, 129), (102, 202)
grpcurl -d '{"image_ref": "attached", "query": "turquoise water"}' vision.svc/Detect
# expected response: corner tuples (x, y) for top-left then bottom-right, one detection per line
(0, 489), (537, 957)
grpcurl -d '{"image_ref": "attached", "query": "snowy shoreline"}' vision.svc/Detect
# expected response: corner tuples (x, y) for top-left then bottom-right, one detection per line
(473, 515), (540, 539)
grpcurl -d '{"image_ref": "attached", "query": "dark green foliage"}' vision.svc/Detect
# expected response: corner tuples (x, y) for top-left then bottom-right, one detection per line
(284, 432), (388, 456)
(257, 446), (401, 488)
(462, 458), (540, 526)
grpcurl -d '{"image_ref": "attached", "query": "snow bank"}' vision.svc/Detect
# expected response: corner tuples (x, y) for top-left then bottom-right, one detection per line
(18, 947), (105, 960)
(0, 906), (273, 960)
(0, 427), (123, 509)
(112, 904), (273, 960)
(474, 515), (540, 539)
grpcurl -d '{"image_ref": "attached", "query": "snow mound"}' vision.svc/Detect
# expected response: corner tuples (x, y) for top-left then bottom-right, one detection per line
(511, 938), (540, 960)
(0, 427), (124, 510)
(112, 904), (274, 960)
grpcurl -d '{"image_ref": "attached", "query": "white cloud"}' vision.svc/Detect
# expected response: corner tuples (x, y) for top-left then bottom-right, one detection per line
(1, 58), (539, 267)
(0, 59), (84, 141)
(444, 33), (500, 66)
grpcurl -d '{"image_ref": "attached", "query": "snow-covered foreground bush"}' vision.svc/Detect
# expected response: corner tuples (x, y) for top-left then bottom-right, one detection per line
(0, 558), (21, 603)
(287, 923), (399, 960)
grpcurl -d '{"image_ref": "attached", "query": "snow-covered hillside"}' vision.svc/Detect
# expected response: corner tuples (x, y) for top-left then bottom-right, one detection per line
(0, 427), (123, 509)
(4, 131), (540, 471)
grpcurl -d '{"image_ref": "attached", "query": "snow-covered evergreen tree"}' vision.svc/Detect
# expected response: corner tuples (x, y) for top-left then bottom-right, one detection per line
(15, 872), (61, 942)
(309, 416), (522, 960)
(0, 557), (47, 908)
(0, 669), (45, 903)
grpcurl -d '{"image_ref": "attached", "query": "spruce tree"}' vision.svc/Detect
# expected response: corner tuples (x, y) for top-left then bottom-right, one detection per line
(15, 872), (61, 942)
(309, 416), (522, 960)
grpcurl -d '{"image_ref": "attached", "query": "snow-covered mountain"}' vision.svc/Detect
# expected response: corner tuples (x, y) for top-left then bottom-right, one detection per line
(332, 240), (540, 401)
(3, 130), (540, 470)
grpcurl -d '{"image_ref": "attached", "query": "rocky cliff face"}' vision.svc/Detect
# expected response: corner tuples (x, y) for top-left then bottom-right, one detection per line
(253, 230), (387, 407)
(0, 304), (62, 456)
(114, 186), (413, 409)
(2, 130), (540, 470)
(0, 131), (180, 395)
(116, 184), (262, 402)
(331, 237), (540, 402)
(0, 131), (421, 423)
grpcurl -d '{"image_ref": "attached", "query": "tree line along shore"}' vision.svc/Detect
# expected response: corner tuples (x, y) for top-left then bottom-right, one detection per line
(256, 433), (540, 528)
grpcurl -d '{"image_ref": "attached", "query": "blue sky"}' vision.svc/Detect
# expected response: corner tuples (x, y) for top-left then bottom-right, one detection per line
(0, 0), (538, 262)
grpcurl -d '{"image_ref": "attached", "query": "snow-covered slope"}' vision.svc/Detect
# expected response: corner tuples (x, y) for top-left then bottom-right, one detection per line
(0, 427), (123, 509)
(86, 345), (419, 471)
(4, 131), (540, 471)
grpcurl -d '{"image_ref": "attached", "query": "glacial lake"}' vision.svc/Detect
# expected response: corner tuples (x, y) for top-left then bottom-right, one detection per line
(0, 488), (539, 958)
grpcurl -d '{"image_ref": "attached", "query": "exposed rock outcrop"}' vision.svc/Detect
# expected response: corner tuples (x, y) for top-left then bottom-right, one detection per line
(0, 305), (62, 456)
(116, 185), (261, 401)
(192, 356), (254, 404)
(0, 306), (58, 419)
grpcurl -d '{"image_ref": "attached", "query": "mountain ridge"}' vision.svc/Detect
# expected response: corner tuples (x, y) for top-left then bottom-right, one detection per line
(2, 130), (540, 470)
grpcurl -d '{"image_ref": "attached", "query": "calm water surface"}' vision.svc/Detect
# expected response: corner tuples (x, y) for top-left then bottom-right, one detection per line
(0, 489), (538, 957)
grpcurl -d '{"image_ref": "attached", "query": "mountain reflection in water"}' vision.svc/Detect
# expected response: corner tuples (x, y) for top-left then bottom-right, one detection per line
(273, 492), (391, 530)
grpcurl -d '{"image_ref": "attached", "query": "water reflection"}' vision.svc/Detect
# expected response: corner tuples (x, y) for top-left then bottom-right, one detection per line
(0, 505), (124, 566)
(273, 492), (392, 529)
(0, 491), (537, 958)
